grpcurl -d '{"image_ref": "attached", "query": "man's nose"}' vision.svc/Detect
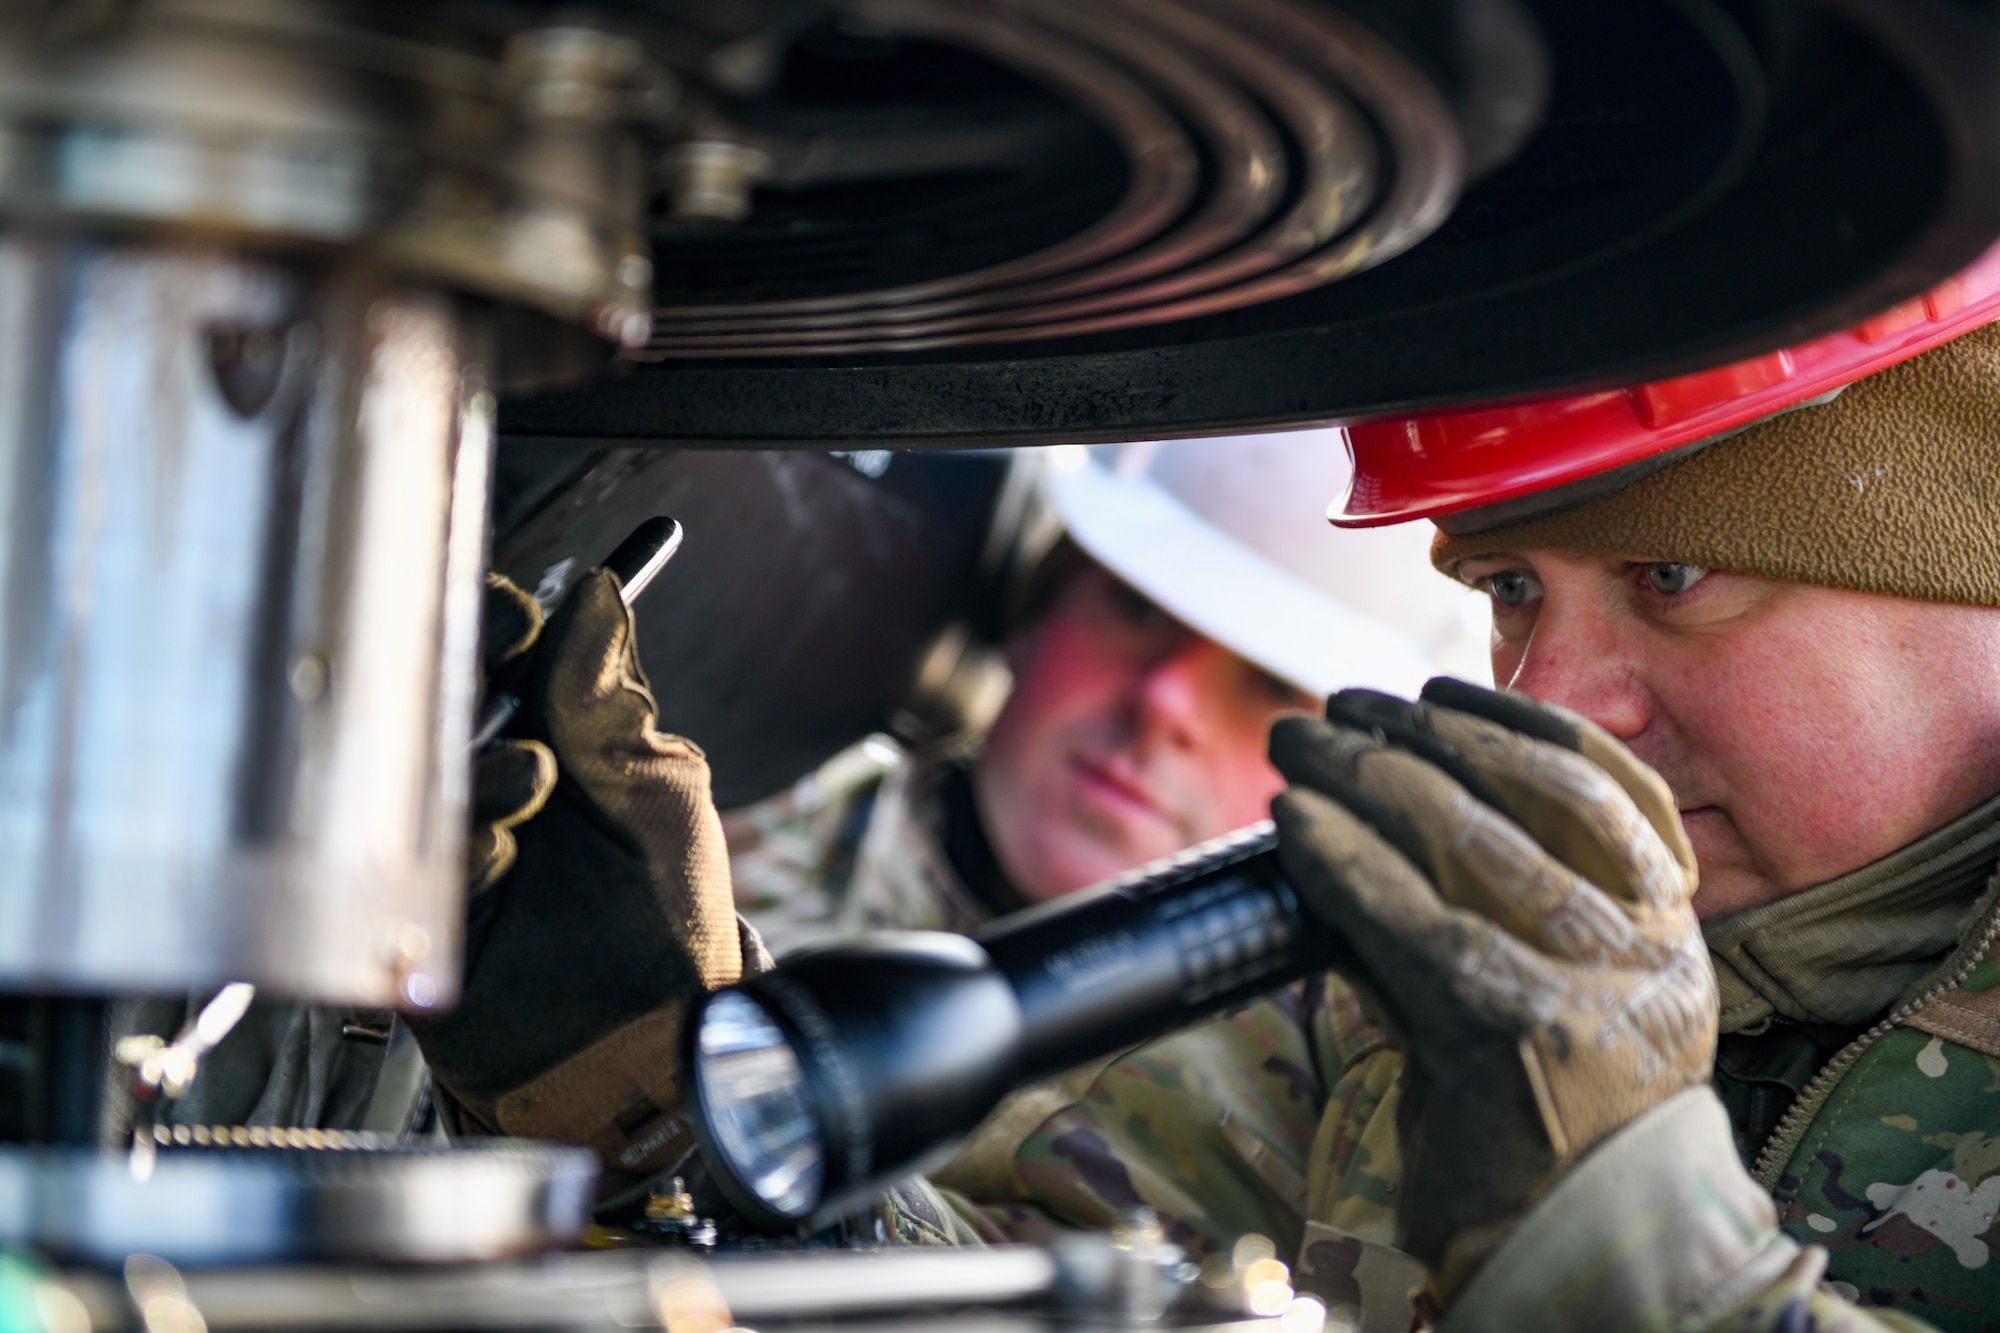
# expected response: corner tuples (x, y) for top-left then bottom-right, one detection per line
(1129, 635), (1225, 747)
(1504, 598), (1653, 741)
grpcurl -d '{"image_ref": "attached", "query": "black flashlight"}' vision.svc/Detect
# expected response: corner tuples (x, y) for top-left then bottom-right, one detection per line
(685, 821), (1346, 1229)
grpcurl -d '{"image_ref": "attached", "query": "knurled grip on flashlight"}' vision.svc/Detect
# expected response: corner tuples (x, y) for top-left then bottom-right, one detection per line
(977, 822), (1341, 1085)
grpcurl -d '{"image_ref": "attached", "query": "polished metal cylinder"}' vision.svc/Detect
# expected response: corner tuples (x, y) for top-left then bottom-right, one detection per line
(0, 234), (491, 1007)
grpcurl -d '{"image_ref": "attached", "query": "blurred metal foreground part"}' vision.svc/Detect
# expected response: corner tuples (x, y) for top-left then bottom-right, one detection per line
(0, 3), (657, 1007)
(0, 1), (658, 366)
(45, 1237), (1245, 1331)
(0, 241), (487, 1007)
(0, 1141), (597, 1266)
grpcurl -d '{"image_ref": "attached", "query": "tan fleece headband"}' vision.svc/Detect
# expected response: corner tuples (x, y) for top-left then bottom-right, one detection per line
(1431, 320), (2000, 607)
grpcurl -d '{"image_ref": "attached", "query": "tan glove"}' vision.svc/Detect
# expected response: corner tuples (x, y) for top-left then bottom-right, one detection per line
(466, 574), (553, 893)
(1269, 679), (1714, 1305)
(414, 569), (748, 1186)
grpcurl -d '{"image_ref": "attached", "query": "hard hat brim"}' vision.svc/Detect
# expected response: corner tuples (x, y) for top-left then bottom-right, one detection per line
(1048, 451), (1435, 701)
(1336, 243), (2000, 530)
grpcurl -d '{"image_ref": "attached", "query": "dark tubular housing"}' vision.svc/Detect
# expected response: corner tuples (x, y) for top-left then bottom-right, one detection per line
(688, 824), (1336, 1228)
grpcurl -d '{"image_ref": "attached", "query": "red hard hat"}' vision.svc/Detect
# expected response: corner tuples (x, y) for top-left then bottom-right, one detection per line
(1333, 245), (2000, 530)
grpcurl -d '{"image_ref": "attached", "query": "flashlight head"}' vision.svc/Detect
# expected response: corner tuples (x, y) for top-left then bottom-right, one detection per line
(688, 932), (1023, 1229)
(691, 989), (824, 1219)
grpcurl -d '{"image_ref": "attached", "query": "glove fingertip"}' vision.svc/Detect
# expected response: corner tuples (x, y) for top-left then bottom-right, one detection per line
(470, 825), (518, 894)
(532, 567), (626, 672)
(536, 569), (654, 713)
(1572, 729), (1699, 878)
(1272, 790), (1492, 1028)
(1325, 688), (1419, 730)
(1267, 711), (1332, 773)
(482, 572), (545, 672)
(1327, 690), (1522, 823)
(1272, 786), (1432, 908)
(1420, 677), (1582, 752)
(1270, 783), (1327, 832)
(473, 739), (558, 827)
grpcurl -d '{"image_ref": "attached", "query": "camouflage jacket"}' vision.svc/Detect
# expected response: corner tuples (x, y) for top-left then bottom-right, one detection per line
(1745, 898), (2000, 1331)
(725, 738), (991, 954)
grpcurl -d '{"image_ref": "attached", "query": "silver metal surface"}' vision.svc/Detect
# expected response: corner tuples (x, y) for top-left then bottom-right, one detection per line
(0, 4), (672, 1004)
(0, 237), (490, 1005)
(609, 518), (685, 606)
(0, 1141), (596, 1266)
(665, 140), (775, 224)
(129, 1240), (1288, 1331)
(0, 3), (660, 350)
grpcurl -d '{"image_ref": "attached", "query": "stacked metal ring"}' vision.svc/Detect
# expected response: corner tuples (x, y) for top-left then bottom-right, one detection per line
(644, 0), (1490, 356)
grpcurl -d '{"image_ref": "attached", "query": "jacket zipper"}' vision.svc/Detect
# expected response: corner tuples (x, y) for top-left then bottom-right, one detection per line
(1750, 900), (2000, 1191)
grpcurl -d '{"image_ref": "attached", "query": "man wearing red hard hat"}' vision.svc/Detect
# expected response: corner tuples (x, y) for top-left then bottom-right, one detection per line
(1268, 253), (2000, 1330)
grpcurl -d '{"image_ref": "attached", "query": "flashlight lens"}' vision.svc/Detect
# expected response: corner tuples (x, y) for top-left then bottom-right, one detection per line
(694, 990), (824, 1218)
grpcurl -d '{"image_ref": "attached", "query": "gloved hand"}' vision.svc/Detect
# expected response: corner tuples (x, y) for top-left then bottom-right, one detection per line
(414, 569), (754, 1187)
(1268, 678), (1714, 1305)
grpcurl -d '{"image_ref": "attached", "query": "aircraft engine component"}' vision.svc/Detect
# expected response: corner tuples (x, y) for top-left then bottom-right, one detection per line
(0, 2), (658, 1005)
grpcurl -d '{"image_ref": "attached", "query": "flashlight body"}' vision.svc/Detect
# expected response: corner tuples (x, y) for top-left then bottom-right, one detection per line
(690, 821), (1350, 1229)
(977, 821), (1339, 1086)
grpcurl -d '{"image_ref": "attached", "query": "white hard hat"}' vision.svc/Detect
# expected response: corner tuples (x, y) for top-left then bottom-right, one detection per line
(1045, 431), (1490, 699)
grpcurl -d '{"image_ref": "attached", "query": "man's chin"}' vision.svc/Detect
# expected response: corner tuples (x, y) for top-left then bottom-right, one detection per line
(1686, 858), (1785, 922)
(1017, 827), (1183, 903)
(1679, 809), (1780, 920)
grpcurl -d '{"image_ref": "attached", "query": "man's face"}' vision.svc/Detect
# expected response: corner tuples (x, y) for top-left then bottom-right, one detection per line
(974, 560), (1316, 902)
(1458, 549), (2000, 919)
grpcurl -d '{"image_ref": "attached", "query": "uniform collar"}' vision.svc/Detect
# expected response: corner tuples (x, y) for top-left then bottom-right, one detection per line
(845, 747), (1019, 934)
(1704, 790), (2000, 1032)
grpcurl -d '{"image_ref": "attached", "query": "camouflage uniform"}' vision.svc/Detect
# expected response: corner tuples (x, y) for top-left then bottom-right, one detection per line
(725, 738), (989, 952)
(731, 745), (2000, 1331)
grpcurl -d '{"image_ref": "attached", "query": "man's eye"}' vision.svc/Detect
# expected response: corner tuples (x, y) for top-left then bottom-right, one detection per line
(1485, 571), (1541, 609)
(1110, 583), (1167, 625)
(1253, 669), (1312, 709)
(1641, 562), (1710, 596)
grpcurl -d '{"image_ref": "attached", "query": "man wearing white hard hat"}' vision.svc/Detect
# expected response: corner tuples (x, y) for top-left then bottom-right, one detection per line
(724, 429), (1483, 1255)
(970, 436), (1485, 904)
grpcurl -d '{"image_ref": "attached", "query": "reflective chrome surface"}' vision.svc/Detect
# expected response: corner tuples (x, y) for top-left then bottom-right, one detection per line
(0, 1140), (595, 1265)
(0, 5), (663, 1008)
(0, 237), (489, 1005)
